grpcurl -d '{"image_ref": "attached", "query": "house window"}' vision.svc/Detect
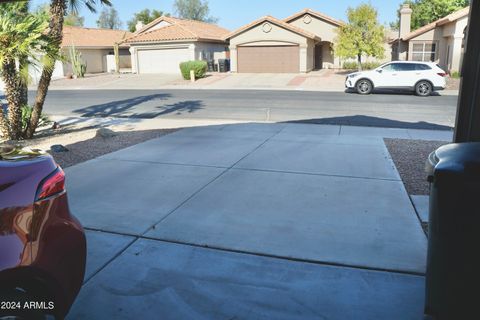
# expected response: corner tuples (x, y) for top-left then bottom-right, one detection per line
(412, 42), (437, 62)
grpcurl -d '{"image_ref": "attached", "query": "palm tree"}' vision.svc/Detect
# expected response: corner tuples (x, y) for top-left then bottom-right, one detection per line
(26, 0), (111, 139)
(0, 2), (50, 140)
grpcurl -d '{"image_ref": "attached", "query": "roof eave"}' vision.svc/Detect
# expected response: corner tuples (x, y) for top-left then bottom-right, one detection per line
(225, 17), (318, 41)
(402, 7), (470, 41)
(61, 45), (130, 49)
(284, 9), (345, 27)
(126, 38), (226, 45)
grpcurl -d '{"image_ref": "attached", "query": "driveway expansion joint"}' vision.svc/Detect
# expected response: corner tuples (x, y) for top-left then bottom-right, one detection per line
(84, 227), (426, 278)
(139, 129), (282, 237)
(230, 167), (403, 182)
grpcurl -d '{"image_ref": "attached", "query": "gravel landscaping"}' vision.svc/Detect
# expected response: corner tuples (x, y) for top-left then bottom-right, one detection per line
(385, 138), (449, 195)
(10, 127), (176, 168)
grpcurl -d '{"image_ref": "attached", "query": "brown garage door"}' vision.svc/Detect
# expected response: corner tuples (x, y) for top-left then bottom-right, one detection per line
(237, 45), (299, 73)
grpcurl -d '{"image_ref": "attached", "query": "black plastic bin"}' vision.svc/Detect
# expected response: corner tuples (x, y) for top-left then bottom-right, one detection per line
(424, 143), (480, 319)
(218, 59), (230, 73)
(207, 60), (215, 72)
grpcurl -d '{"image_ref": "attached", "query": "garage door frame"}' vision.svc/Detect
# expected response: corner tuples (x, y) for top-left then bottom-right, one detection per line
(136, 44), (192, 74)
(237, 45), (300, 73)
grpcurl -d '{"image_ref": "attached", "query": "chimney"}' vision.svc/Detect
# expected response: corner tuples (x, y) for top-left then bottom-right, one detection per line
(399, 4), (413, 39)
(135, 21), (144, 32)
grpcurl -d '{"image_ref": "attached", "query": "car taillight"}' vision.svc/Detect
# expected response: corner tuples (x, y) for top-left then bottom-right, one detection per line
(438, 73), (447, 77)
(35, 167), (66, 201)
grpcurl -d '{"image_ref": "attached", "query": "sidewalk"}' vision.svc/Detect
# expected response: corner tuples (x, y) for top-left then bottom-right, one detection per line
(65, 122), (431, 319)
(49, 114), (454, 142)
(36, 71), (459, 95)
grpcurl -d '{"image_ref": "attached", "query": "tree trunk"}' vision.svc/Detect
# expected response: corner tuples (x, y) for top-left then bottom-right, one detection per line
(357, 53), (363, 71)
(1, 60), (24, 140)
(25, 0), (66, 139)
(19, 57), (29, 108)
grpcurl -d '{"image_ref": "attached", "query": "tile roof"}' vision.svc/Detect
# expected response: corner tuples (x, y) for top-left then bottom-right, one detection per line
(401, 6), (470, 41)
(224, 16), (320, 41)
(62, 25), (132, 48)
(283, 8), (345, 27)
(124, 16), (229, 43)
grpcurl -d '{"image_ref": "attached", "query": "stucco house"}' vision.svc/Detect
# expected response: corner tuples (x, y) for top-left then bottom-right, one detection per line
(391, 5), (469, 73)
(62, 26), (133, 75)
(123, 17), (230, 74)
(0, 26), (128, 88)
(225, 9), (345, 73)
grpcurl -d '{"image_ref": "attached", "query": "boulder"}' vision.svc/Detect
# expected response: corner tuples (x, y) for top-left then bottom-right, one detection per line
(96, 128), (117, 139)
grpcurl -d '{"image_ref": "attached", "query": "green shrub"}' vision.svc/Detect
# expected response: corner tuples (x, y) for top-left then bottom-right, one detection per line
(343, 61), (382, 70)
(450, 71), (461, 79)
(343, 61), (358, 70)
(179, 60), (207, 80)
(362, 61), (382, 70)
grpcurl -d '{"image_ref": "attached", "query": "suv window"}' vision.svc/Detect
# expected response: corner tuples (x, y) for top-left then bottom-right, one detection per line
(415, 63), (432, 71)
(382, 63), (415, 72)
(381, 64), (396, 71)
(397, 63), (417, 71)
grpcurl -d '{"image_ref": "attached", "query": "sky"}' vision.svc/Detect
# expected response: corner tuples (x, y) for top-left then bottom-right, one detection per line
(30, 0), (403, 30)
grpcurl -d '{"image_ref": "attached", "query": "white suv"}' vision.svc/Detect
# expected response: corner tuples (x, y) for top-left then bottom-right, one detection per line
(345, 61), (447, 96)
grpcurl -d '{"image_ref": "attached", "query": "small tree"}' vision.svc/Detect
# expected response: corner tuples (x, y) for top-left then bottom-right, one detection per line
(413, 0), (469, 29)
(173, 0), (218, 23)
(64, 12), (85, 26)
(96, 7), (122, 29)
(127, 9), (168, 32)
(392, 0), (469, 31)
(335, 3), (385, 71)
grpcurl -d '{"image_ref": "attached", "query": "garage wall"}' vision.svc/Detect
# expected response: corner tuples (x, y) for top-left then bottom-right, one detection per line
(288, 15), (339, 43)
(62, 48), (110, 75)
(80, 49), (109, 73)
(306, 39), (315, 71)
(229, 22), (313, 73)
(289, 14), (342, 69)
(195, 42), (228, 62)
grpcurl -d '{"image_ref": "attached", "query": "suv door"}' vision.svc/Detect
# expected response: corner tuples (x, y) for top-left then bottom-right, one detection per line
(396, 63), (419, 88)
(413, 63), (433, 85)
(375, 63), (398, 87)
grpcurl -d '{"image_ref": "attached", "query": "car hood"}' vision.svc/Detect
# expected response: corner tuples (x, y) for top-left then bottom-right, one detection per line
(348, 70), (375, 78)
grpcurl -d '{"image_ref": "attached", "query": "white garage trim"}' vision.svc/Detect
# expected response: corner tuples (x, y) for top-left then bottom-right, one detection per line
(132, 43), (196, 74)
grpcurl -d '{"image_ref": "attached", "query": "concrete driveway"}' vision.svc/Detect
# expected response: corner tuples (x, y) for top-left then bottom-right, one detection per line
(65, 123), (434, 319)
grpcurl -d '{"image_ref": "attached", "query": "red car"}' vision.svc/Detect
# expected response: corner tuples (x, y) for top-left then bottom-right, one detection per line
(0, 145), (86, 319)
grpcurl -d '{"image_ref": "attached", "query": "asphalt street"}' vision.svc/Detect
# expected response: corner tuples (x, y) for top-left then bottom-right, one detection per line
(24, 89), (458, 129)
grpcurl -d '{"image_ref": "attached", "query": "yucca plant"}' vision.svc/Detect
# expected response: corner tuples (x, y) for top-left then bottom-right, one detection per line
(21, 105), (51, 132)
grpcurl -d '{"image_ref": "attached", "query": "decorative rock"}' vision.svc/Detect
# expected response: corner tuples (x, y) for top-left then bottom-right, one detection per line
(96, 128), (117, 139)
(50, 144), (69, 153)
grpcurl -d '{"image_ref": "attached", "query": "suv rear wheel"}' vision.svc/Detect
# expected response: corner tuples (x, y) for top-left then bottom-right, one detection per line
(415, 80), (432, 97)
(356, 79), (373, 95)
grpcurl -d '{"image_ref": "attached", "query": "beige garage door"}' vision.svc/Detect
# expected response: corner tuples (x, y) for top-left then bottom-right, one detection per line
(137, 47), (190, 74)
(237, 46), (299, 73)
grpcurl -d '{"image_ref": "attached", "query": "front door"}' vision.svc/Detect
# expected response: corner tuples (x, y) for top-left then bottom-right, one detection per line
(315, 44), (323, 70)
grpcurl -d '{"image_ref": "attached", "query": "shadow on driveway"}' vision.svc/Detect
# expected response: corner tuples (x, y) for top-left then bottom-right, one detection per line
(73, 94), (171, 118)
(286, 115), (453, 130)
(72, 94), (205, 119)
